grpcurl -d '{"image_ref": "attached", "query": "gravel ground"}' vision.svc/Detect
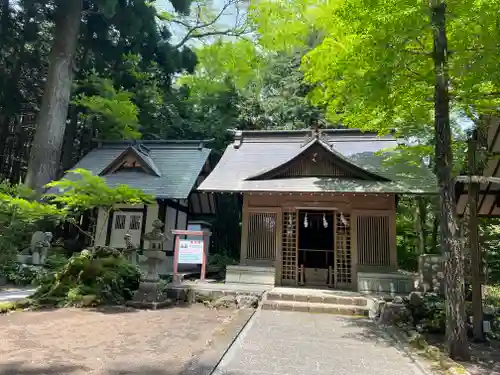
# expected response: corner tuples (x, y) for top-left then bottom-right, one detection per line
(0, 305), (240, 375)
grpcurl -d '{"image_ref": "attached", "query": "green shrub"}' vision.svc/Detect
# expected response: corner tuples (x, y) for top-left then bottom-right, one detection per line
(45, 253), (69, 270)
(2, 262), (44, 286)
(404, 293), (446, 334)
(31, 246), (140, 307)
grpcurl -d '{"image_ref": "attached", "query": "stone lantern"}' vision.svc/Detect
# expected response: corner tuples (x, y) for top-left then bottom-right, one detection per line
(141, 219), (168, 282)
(127, 219), (172, 309)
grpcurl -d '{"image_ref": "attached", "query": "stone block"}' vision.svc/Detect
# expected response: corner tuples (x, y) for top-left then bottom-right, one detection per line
(266, 292), (281, 301)
(281, 293), (295, 301)
(278, 302), (294, 311)
(358, 272), (415, 295)
(293, 303), (309, 312)
(294, 294), (308, 302)
(225, 265), (276, 285)
(322, 296), (339, 304)
(354, 298), (368, 306)
(308, 295), (324, 303)
(337, 297), (353, 305)
(418, 254), (445, 295)
(308, 304), (325, 313)
(261, 302), (274, 310)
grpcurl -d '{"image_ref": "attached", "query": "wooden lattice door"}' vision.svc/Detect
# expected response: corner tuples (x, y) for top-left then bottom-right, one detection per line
(281, 209), (298, 284)
(335, 212), (352, 288)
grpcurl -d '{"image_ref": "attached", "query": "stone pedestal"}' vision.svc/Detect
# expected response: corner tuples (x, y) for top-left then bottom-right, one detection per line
(32, 251), (40, 265)
(127, 249), (172, 309)
(142, 250), (166, 282)
(127, 281), (172, 309)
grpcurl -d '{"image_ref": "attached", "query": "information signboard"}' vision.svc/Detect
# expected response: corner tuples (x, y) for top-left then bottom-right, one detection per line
(178, 239), (204, 264)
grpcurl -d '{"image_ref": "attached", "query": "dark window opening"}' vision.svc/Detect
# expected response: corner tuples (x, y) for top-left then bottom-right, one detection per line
(298, 210), (334, 269)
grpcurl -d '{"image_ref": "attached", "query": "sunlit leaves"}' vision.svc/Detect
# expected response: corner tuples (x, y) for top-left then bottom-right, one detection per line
(251, 0), (500, 146)
(44, 169), (154, 212)
(180, 39), (265, 97)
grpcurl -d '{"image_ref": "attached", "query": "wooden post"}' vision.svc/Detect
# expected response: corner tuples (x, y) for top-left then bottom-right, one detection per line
(200, 233), (208, 282)
(173, 234), (180, 284)
(468, 132), (485, 342)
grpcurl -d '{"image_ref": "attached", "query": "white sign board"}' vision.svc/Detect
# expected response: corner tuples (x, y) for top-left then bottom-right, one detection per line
(178, 239), (204, 264)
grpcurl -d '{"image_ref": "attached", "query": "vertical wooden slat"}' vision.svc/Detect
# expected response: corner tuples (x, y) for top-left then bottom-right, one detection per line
(246, 210), (278, 261)
(357, 214), (391, 266)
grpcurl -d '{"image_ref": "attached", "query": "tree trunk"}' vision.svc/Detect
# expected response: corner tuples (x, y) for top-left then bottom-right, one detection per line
(0, 0), (12, 176)
(24, 0), (83, 191)
(61, 106), (79, 173)
(430, 0), (470, 360)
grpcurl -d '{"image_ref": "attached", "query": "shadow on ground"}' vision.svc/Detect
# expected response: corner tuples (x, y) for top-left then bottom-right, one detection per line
(342, 317), (500, 375)
(0, 362), (249, 375)
(0, 363), (90, 375)
(427, 334), (500, 375)
(340, 318), (400, 347)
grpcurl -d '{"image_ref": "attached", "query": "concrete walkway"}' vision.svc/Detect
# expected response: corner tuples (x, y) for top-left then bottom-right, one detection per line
(213, 310), (426, 375)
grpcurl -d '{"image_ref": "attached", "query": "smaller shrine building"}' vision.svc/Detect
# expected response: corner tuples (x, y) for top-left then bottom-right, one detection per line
(50, 139), (216, 275)
(199, 127), (435, 294)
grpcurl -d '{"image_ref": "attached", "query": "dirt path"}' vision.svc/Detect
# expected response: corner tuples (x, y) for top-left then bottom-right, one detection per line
(0, 305), (240, 375)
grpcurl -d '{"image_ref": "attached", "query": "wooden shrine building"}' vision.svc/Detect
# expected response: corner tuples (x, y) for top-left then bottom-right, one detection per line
(49, 139), (216, 275)
(456, 115), (500, 217)
(199, 127), (435, 294)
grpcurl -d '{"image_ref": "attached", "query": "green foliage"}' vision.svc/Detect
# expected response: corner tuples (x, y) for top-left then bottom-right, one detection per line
(0, 181), (66, 266)
(44, 168), (154, 212)
(480, 218), (500, 284)
(181, 39), (265, 96)
(405, 293), (447, 334)
(2, 262), (42, 286)
(73, 75), (141, 140)
(31, 247), (141, 307)
(249, 0), (500, 154)
(0, 301), (18, 314)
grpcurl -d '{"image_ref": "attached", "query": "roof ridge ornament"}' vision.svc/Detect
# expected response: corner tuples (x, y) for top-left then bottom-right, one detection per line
(233, 130), (243, 149)
(301, 123), (332, 148)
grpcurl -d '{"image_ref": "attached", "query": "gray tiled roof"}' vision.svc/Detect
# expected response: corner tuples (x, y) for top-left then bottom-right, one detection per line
(53, 141), (211, 199)
(198, 129), (436, 194)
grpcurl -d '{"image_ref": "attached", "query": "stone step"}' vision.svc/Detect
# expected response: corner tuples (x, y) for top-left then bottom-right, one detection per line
(261, 300), (370, 316)
(265, 292), (368, 307)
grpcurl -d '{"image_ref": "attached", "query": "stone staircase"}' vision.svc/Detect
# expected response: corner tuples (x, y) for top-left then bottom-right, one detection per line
(261, 288), (370, 316)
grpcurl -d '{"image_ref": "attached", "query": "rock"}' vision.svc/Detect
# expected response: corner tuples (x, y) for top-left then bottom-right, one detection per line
(392, 296), (404, 304)
(378, 302), (409, 325)
(408, 332), (427, 350)
(211, 295), (236, 309)
(408, 291), (424, 307)
(424, 345), (442, 361)
(369, 299), (386, 320)
(235, 294), (259, 309)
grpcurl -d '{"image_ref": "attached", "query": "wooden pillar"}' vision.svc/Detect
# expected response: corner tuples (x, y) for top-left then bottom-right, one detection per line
(240, 194), (249, 265)
(351, 212), (358, 291)
(468, 133), (485, 341)
(389, 209), (398, 269)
